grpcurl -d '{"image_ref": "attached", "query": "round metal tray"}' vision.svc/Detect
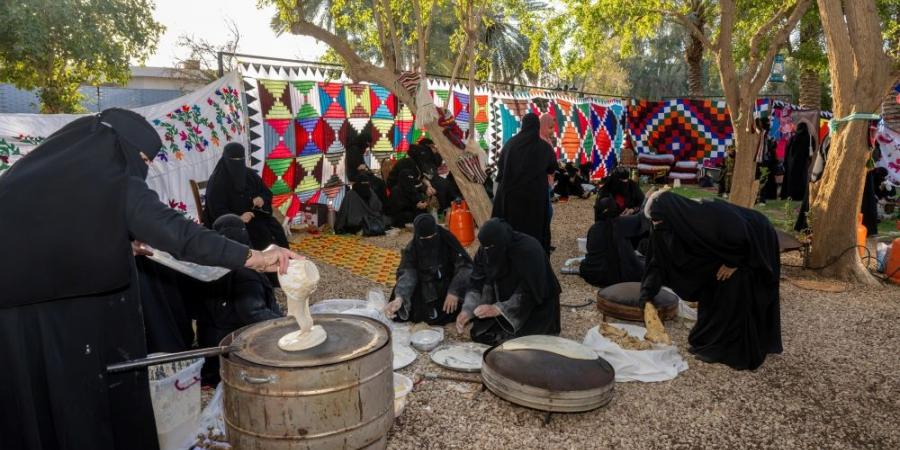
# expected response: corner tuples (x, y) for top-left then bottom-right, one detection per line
(231, 315), (389, 368)
(480, 337), (615, 413)
(430, 342), (491, 373)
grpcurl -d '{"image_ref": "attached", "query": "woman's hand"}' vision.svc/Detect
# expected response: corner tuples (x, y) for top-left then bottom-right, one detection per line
(131, 240), (153, 257)
(385, 298), (402, 318)
(240, 211), (255, 223)
(456, 311), (471, 334)
(252, 196), (264, 208)
(443, 294), (459, 314)
(473, 304), (501, 319)
(716, 265), (737, 281)
(245, 245), (302, 274)
(416, 201), (429, 210)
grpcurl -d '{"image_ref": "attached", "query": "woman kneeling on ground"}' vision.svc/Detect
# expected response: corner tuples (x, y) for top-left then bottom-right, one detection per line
(385, 214), (473, 325)
(455, 218), (561, 346)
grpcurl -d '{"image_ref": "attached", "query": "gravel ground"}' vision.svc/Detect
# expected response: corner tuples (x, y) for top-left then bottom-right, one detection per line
(291, 198), (900, 450)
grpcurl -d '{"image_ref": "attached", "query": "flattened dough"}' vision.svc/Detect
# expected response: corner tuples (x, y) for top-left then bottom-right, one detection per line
(498, 335), (597, 360)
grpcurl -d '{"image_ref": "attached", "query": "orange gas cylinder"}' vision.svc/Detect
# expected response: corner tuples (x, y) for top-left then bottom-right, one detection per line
(856, 213), (868, 258)
(886, 239), (900, 285)
(448, 200), (475, 246)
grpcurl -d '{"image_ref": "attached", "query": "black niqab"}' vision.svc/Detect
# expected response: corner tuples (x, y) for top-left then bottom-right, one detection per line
(0, 108), (162, 307)
(781, 123), (813, 201)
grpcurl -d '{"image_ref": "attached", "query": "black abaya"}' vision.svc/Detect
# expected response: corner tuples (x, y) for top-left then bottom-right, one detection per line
(0, 109), (251, 450)
(579, 198), (645, 287)
(640, 192), (782, 370)
(387, 154), (427, 227)
(136, 257), (194, 353)
(462, 219), (561, 346)
(861, 169), (879, 236)
(492, 113), (558, 252)
(391, 215), (473, 325)
(781, 124), (814, 201)
(205, 143), (289, 249)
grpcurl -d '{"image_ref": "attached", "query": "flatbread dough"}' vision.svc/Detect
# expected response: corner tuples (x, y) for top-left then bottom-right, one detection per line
(599, 323), (652, 351)
(643, 303), (672, 345)
(498, 335), (597, 361)
(277, 259), (326, 351)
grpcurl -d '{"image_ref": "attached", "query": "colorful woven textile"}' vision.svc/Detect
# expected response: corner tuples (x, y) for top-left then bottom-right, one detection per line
(291, 234), (400, 287)
(875, 123), (900, 187)
(0, 73), (247, 220)
(242, 63), (632, 207)
(627, 99), (733, 165)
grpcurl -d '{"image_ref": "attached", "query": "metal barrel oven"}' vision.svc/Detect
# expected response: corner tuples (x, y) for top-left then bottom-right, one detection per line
(220, 314), (393, 450)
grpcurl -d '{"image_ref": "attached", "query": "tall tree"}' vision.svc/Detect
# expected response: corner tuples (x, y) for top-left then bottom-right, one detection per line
(807, 0), (900, 282)
(794, 7), (826, 109)
(0, 0), (163, 113)
(261, 0), (544, 225)
(552, 0), (811, 208)
(684, 0), (713, 97)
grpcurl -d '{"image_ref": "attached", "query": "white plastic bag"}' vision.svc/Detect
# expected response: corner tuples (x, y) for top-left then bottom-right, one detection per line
(583, 323), (688, 383)
(189, 383), (229, 449)
(677, 300), (698, 321)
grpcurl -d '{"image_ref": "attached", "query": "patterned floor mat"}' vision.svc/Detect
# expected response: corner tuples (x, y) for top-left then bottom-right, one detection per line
(291, 234), (400, 287)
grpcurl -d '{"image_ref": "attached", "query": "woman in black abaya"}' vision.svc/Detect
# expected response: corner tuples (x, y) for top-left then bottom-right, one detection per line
(456, 219), (561, 346)
(640, 192), (782, 370)
(387, 144), (431, 227)
(493, 113), (558, 252)
(0, 109), (298, 450)
(596, 167), (645, 214)
(385, 214), (473, 325)
(205, 142), (289, 249)
(781, 123), (814, 201)
(346, 131), (388, 207)
(579, 197), (645, 287)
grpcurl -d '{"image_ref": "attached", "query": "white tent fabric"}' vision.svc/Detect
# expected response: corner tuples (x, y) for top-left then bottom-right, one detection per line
(0, 72), (248, 220)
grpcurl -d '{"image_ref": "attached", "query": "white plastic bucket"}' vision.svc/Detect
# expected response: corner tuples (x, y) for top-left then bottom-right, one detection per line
(148, 357), (204, 450)
(393, 373), (413, 417)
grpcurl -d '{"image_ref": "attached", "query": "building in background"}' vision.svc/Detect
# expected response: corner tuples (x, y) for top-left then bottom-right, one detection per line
(0, 65), (207, 114)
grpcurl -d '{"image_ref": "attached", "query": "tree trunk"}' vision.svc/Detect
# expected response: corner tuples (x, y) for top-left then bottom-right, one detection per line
(686, 37), (704, 97)
(797, 13), (821, 110)
(685, 4), (705, 97)
(728, 125), (759, 208)
(807, 0), (894, 284)
(798, 68), (821, 109)
(807, 122), (872, 281)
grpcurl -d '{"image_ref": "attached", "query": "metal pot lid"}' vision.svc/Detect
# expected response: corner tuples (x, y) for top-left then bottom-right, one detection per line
(230, 314), (389, 368)
(483, 344), (614, 392)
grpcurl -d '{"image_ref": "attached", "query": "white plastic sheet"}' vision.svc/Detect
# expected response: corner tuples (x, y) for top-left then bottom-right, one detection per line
(583, 323), (688, 383)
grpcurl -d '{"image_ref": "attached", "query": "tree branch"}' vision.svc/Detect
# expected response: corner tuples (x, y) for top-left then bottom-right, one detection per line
(660, 10), (716, 51)
(379, 0), (403, 72)
(370, 0), (396, 72)
(410, 0), (426, 73)
(289, 19), (392, 83)
(749, 0), (811, 93)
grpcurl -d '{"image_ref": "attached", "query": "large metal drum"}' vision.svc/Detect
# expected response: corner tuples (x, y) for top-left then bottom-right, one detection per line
(220, 314), (393, 450)
(481, 335), (615, 413)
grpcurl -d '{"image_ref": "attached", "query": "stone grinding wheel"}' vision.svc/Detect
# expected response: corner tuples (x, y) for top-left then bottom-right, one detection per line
(480, 336), (615, 413)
